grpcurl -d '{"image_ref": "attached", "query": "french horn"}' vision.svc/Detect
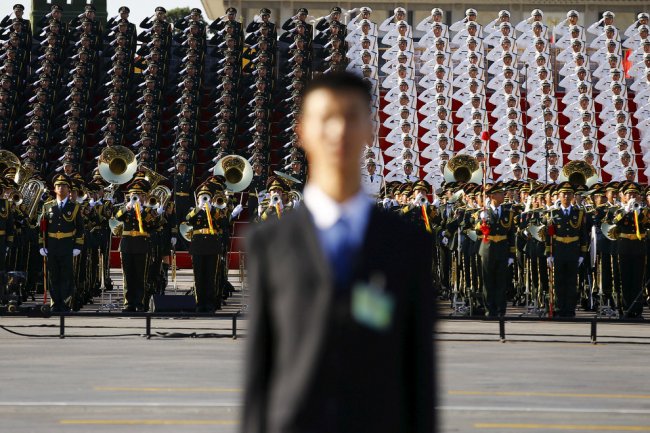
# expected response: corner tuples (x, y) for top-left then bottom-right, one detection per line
(601, 222), (619, 241)
(179, 222), (193, 242)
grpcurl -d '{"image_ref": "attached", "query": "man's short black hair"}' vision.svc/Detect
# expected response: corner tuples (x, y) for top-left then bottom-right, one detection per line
(300, 72), (372, 108)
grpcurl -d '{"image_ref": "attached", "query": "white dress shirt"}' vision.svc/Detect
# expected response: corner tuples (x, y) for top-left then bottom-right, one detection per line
(304, 184), (372, 256)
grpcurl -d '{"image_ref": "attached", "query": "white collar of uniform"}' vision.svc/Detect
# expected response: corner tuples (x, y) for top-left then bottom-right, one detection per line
(561, 204), (572, 212)
(490, 203), (501, 212)
(57, 197), (68, 207)
(304, 183), (372, 235)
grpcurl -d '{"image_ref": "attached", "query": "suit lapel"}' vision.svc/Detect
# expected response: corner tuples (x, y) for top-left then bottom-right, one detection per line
(294, 206), (332, 286)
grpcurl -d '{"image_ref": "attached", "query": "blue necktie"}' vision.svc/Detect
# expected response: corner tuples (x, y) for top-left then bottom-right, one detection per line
(328, 217), (355, 288)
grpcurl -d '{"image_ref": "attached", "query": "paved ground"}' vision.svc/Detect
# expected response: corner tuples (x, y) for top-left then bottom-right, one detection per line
(1, 318), (650, 433)
(2, 270), (650, 432)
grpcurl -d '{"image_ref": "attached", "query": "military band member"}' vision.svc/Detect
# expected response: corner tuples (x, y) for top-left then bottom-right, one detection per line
(0, 178), (14, 304)
(257, 177), (290, 222)
(610, 182), (649, 318)
(545, 182), (589, 317)
(475, 182), (516, 317)
(186, 183), (230, 312)
(114, 180), (163, 312)
(38, 175), (84, 312)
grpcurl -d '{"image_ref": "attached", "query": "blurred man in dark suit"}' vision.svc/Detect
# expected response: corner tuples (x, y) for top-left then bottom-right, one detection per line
(242, 73), (435, 433)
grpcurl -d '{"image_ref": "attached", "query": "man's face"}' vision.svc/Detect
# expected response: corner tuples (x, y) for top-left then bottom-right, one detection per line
(55, 184), (69, 200)
(298, 89), (372, 176)
(560, 191), (573, 207)
(490, 191), (504, 205)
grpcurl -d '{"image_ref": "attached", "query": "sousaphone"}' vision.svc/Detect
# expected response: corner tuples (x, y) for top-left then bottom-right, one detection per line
(559, 160), (599, 187)
(213, 155), (253, 192)
(98, 145), (138, 185)
(443, 155), (483, 184)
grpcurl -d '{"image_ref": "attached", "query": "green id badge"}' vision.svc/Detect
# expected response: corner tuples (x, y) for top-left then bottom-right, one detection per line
(351, 274), (394, 331)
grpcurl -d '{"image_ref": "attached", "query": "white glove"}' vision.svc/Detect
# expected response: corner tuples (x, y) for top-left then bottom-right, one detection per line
(578, 257), (584, 266)
(547, 256), (554, 267)
(479, 210), (487, 220)
(171, 237), (177, 247)
(292, 200), (300, 209)
(125, 202), (133, 211)
(441, 236), (449, 246)
(231, 204), (243, 218)
(382, 198), (391, 208)
(39, 248), (48, 257)
(73, 249), (81, 257)
(156, 205), (164, 215)
(89, 199), (96, 208)
(625, 199), (636, 213)
(257, 205), (263, 215)
(508, 258), (514, 266)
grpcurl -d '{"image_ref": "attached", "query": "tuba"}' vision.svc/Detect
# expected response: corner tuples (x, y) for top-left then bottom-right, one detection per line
(213, 155), (253, 192)
(98, 145), (138, 185)
(559, 160), (599, 187)
(0, 150), (21, 176)
(443, 155), (483, 184)
(20, 179), (46, 220)
(140, 164), (167, 189)
(149, 184), (172, 208)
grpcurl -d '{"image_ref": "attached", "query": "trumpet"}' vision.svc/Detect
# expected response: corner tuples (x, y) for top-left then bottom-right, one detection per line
(416, 195), (428, 206)
(146, 196), (158, 208)
(10, 191), (23, 205)
(630, 201), (644, 211)
(197, 194), (211, 206)
(214, 193), (227, 210)
(270, 194), (282, 206)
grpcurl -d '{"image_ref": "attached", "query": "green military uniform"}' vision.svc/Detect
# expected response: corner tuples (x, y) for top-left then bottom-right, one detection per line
(39, 175), (84, 312)
(544, 182), (589, 317)
(611, 183), (649, 318)
(187, 183), (230, 312)
(114, 180), (162, 312)
(0, 188), (14, 304)
(474, 183), (516, 317)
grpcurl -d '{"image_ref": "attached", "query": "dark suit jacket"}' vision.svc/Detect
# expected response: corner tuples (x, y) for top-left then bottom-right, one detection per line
(242, 205), (435, 433)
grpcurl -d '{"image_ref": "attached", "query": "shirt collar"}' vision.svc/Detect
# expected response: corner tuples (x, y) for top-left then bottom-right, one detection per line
(304, 183), (371, 232)
(561, 204), (572, 212)
(57, 197), (68, 207)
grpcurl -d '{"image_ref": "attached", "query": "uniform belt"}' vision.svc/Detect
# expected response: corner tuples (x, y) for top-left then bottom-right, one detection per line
(487, 235), (507, 242)
(48, 231), (75, 239)
(554, 236), (579, 243)
(122, 231), (150, 237)
(193, 228), (217, 235)
(175, 192), (190, 196)
(618, 233), (646, 240)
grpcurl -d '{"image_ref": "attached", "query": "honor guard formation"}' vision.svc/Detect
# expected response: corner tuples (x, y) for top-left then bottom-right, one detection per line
(0, 4), (649, 317)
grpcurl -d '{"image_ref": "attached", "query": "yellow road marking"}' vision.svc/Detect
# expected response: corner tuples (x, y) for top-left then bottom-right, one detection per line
(94, 386), (242, 393)
(475, 423), (650, 431)
(451, 391), (650, 400)
(60, 419), (239, 425)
